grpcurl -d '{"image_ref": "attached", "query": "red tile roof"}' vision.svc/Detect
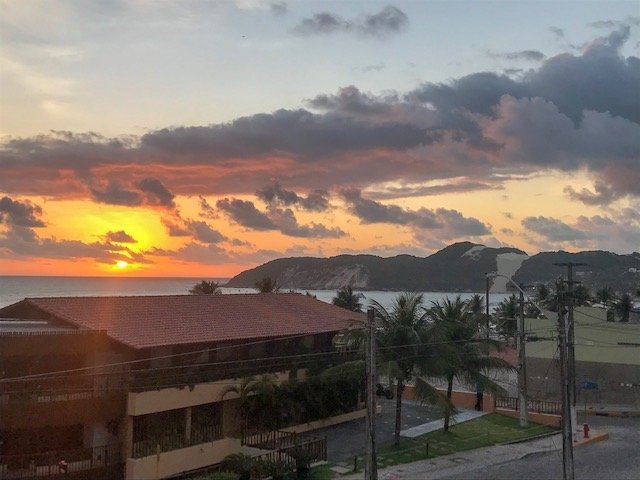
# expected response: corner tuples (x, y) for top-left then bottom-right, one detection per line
(22, 294), (366, 349)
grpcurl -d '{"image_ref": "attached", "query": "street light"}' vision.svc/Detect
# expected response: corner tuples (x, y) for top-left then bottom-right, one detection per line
(485, 272), (536, 428)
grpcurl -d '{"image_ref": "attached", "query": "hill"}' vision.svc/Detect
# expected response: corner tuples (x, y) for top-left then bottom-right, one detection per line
(226, 242), (527, 291)
(226, 243), (640, 293)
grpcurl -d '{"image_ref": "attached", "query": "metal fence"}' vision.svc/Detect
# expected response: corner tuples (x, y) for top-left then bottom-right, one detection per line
(496, 396), (561, 414)
(0, 443), (121, 479)
(132, 424), (224, 459)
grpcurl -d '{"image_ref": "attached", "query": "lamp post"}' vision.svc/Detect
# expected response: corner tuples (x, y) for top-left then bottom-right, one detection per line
(486, 272), (531, 428)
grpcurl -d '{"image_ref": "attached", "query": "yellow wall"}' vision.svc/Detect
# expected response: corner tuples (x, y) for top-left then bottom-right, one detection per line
(125, 437), (241, 480)
(526, 307), (640, 366)
(127, 371), (291, 416)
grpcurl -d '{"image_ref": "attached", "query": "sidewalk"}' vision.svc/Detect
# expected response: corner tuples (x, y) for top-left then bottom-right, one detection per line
(400, 410), (489, 438)
(580, 403), (640, 417)
(338, 428), (608, 479)
(340, 433), (563, 480)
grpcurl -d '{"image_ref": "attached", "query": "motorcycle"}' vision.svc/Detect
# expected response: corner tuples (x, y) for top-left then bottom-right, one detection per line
(375, 383), (394, 399)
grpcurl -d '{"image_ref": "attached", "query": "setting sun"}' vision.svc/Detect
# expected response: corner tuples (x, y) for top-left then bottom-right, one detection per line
(116, 261), (129, 269)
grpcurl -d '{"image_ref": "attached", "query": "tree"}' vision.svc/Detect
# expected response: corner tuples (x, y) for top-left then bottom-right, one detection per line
(535, 284), (550, 305)
(594, 286), (616, 306)
(254, 277), (279, 293)
(428, 296), (511, 432)
(189, 280), (222, 295)
(221, 375), (281, 433)
(615, 293), (633, 322)
(494, 294), (518, 344)
(371, 292), (447, 446)
(467, 294), (485, 316)
(572, 284), (591, 306)
(332, 285), (364, 312)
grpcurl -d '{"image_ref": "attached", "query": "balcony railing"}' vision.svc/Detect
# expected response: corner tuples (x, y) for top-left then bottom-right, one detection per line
(132, 424), (223, 459)
(0, 443), (121, 479)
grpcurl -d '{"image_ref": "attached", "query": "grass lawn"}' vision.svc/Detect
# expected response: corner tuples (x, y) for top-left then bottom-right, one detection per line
(347, 413), (557, 472)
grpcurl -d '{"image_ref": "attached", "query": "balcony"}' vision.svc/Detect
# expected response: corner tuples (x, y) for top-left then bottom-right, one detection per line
(0, 443), (122, 479)
(132, 423), (223, 458)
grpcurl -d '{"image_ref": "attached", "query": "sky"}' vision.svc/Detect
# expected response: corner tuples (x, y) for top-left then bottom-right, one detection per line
(0, 0), (639, 277)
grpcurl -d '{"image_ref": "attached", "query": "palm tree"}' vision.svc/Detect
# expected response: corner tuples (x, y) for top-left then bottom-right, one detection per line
(594, 286), (616, 306)
(428, 296), (511, 431)
(188, 280), (222, 295)
(467, 294), (484, 316)
(494, 294), (518, 344)
(254, 277), (279, 293)
(371, 292), (447, 446)
(221, 375), (281, 433)
(615, 294), (633, 322)
(572, 284), (591, 306)
(535, 284), (550, 306)
(332, 285), (364, 312)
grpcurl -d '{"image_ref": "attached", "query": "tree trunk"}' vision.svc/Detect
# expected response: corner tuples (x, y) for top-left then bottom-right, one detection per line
(394, 378), (404, 447)
(444, 374), (454, 432)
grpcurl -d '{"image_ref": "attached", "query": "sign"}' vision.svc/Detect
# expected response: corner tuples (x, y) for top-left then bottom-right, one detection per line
(579, 381), (599, 390)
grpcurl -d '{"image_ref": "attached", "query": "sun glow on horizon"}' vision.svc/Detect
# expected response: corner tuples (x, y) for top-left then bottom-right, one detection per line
(116, 260), (129, 269)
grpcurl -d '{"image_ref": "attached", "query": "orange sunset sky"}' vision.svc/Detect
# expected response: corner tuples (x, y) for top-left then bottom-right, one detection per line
(1, 1), (639, 277)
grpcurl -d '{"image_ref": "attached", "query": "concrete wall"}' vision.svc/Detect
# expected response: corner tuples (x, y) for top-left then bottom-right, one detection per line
(495, 408), (561, 427)
(402, 385), (496, 412)
(281, 408), (367, 434)
(527, 356), (640, 404)
(125, 437), (240, 480)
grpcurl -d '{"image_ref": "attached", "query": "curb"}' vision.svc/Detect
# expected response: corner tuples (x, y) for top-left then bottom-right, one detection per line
(574, 431), (609, 446)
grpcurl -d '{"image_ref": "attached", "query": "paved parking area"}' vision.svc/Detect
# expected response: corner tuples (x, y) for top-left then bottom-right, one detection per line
(313, 397), (443, 463)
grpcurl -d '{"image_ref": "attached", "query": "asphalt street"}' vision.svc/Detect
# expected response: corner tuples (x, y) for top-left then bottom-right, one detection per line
(440, 415), (640, 480)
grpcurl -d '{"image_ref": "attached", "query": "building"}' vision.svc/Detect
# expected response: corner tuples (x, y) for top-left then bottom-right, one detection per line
(525, 306), (640, 404)
(0, 294), (365, 479)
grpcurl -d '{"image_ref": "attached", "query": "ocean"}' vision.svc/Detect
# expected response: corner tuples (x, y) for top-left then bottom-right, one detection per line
(0, 276), (511, 310)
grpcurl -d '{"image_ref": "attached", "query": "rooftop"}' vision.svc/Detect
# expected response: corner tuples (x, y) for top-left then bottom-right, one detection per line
(0, 294), (366, 349)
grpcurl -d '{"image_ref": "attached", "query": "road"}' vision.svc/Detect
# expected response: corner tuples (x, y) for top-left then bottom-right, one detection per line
(440, 416), (640, 480)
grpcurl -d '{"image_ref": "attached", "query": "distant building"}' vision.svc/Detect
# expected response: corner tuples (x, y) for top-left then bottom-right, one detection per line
(525, 307), (640, 404)
(0, 294), (364, 479)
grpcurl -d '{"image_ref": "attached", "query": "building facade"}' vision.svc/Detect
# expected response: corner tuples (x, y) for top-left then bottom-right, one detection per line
(525, 306), (640, 404)
(0, 294), (365, 479)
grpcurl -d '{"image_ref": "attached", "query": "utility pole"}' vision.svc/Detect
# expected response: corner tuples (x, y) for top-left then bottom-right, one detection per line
(554, 262), (586, 442)
(518, 284), (529, 428)
(485, 273), (492, 345)
(365, 308), (378, 480)
(557, 281), (575, 480)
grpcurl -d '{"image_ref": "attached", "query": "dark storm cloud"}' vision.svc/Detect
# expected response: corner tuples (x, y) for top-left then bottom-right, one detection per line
(186, 220), (227, 244)
(521, 216), (587, 242)
(216, 198), (276, 230)
(0, 223), (146, 265)
(137, 178), (175, 207)
(141, 109), (428, 159)
(0, 196), (45, 227)
(89, 181), (142, 206)
(564, 181), (621, 206)
(217, 197), (344, 238)
(267, 207), (345, 238)
(341, 189), (490, 236)
(104, 230), (137, 243)
(0, 27), (637, 206)
(256, 182), (329, 211)
(409, 25), (640, 123)
(198, 196), (217, 219)
(292, 5), (408, 38)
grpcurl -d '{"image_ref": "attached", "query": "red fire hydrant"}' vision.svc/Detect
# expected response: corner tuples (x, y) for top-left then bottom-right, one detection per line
(583, 423), (590, 439)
